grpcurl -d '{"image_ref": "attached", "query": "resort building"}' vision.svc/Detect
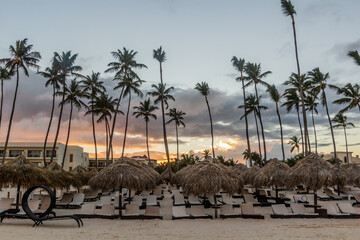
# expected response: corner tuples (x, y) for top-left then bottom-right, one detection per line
(324, 151), (360, 164)
(88, 155), (157, 170)
(0, 142), (89, 171)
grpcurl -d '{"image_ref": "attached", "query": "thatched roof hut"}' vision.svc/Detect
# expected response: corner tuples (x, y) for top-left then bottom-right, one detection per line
(171, 164), (193, 186)
(71, 165), (92, 187)
(241, 165), (259, 185)
(254, 159), (290, 188)
(45, 161), (80, 189)
(341, 164), (360, 186)
(160, 167), (174, 182)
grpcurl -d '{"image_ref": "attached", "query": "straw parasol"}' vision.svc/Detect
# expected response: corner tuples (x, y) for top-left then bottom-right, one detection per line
(160, 167), (174, 182)
(241, 165), (260, 186)
(171, 164), (194, 186)
(253, 159), (290, 198)
(71, 165), (93, 188)
(287, 153), (346, 206)
(233, 163), (248, 173)
(0, 155), (53, 210)
(89, 158), (159, 217)
(45, 161), (80, 189)
(341, 164), (360, 186)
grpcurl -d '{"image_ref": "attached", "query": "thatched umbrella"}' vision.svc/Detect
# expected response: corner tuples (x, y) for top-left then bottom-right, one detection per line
(175, 161), (244, 218)
(0, 155), (53, 210)
(253, 159), (290, 198)
(287, 154), (346, 206)
(341, 164), (360, 186)
(142, 163), (161, 184)
(89, 158), (159, 217)
(160, 167), (174, 182)
(45, 161), (80, 189)
(241, 165), (259, 186)
(171, 164), (194, 186)
(233, 163), (248, 173)
(71, 165), (93, 188)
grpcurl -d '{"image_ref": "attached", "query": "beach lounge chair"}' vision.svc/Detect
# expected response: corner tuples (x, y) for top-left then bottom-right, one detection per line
(173, 194), (186, 206)
(56, 192), (74, 207)
(153, 188), (164, 200)
(121, 204), (142, 219)
(316, 190), (331, 201)
(352, 193), (360, 206)
(240, 203), (264, 219)
(324, 188), (343, 200)
(96, 204), (117, 219)
(243, 194), (271, 207)
(0, 198), (14, 214)
(97, 195), (112, 208)
(76, 203), (96, 218)
(321, 203), (352, 218)
(209, 198), (223, 206)
(337, 203), (360, 218)
(68, 193), (85, 208)
(146, 195), (159, 206)
(172, 206), (191, 220)
(290, 203), (319, 218)
(84, 189), (99, 202)
(221, 193), (239, 206)
(190, 205), (212, 219)
(129, 195), (144, 208)
(143, 206), (163, 220)
(293, 195), (309, 204)
(270, 204), (301, 218)
(187, 195), (202, 205)
(220, 204), (242, 218)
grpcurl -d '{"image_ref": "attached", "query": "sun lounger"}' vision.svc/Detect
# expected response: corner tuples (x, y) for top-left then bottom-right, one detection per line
(146, 195), (159, 206)
(56, 192), (74, 207)
(172, 206), (191, 220)
(316, 190), (331, 201)
(290, 203), (319, 218)
(220, 204), (242, 218)
(189, 205), (212, 219)
(293, 195), (309, 204)
(173, 194), (186, 206)
(97, 196), (112, 208)
(221, 193), (239, 206)
(96, 204), (117, 219)
(121, 204), (142, 219)
(337, 203), (360, 218)
(143, 206), (163, 220)
(187, 195), (202, 205)
(270, 204), (301, 218)
(321, 203), (352, 218)
(324, 188), (343, 200)
(129, 195), (144, 208)
(0, 198), (14, 214)
(68, 193), (85, 208)
(243, 194), (271, 207)
(352, 193), (360, 206)
(17, 199), (41, 215)
(84, 189), (99, 202)
(153, 188), (164, 200)
(209, 198), (223, 206)
(241, 203), (264, 219)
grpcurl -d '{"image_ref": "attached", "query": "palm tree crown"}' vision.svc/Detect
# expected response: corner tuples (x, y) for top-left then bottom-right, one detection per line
(348, 50), (360, 66)
(153, 46), (166, 63)
(332, 113), (355, 129)
(166, 108), (186, 127)
(195, 82), (210, 96)
(133, 98), (158, 122)
(281, 0), (296, 17)
(147, 83), (175, 108)
(333, 83), (360, 114)
(80, 72), (105, 98)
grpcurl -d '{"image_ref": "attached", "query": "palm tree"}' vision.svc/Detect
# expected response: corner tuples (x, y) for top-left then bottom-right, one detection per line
(281, 0), (310, 156)
(266, 84), (285, 161)
(133, 98), (158, 165)
(333, 83), (360, 113)
(288, 136), (300, 154)
(0, 66), (12, 130)
(148, 83), (174, 169)
(50, 51), (82, 163)
(116, 74), (144, 158)
(332, 113), (354, 165)
(0, 39), (41, 164)
(166, 108), (186, 170)
(195, 82), (216, 160)
(239, 94), (268, 165)
(37, 66), (62, 166)
(87, 94), (121, 166)
(59, 79), (86, 168)
(304, 94), (319, 154)
(153, 46), (166, 85)
(105, 48), (147, 162)
(348, 50), (360, 66)
(308, 67), (337, 160)
(202, 149), (210, 161)
(282, 91), (304, 155)
(231, 56), (252, 166)
(80, 71), (105, 168)
(244, 62), (271, 161)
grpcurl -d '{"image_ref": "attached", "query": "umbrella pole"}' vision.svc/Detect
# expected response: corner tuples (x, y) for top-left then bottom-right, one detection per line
(16, 184), (20, 211)
(314, 189), (317, 206)
(128, 189), (131, 204)
(119, 186), (122, 218)
(213, 195), (218, 218)
(275, 186), (279, 199)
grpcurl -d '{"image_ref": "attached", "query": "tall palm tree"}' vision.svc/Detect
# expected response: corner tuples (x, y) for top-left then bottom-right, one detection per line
(282, 91), (304, 155)
(50, 51), (82, 163)
(202, 149), (211, 161)
(239, 94), (268, 165)
(332, 83), (360, 113)
(195, 82), (216, 160)
(281, 0), (309, 156)
(133, 98), (158, 165)
(166, 108), (186, 170)
(80, 71), (105, 168)
(231, 56), (252, 166)
(37, 66), (62, 166)
(304, 94), (319, 154)
(147, 83), (175, 175)
(105, 48), (147, 162)
(348, 50), (360, 66)
(59, 79), (86, 168)
(332, 113), (354, 165)
(244, 62), (271, 161)
(0, 66), (12, 130)
(308, 67), (337, 160)
(0, 39), (41, 164)
(266, 84), (285, 161)
(115, 74), (144, 158)
(153, 46), (166, 85)
(288, 136), (300, 154)
(87, 94), (121, 166)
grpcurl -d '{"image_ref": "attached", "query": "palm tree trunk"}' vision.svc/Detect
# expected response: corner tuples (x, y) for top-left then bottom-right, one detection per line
(43, 85), (56, 167)
(0, 79), (3, 129)
(160, 62), (163, 85)
(254, 112), (262, 162)
(205, 96), (215, 160)
(297, 110), (304, 156)
(306, 116), (312, 153)
(175, 123), (179, 171)
(146, 121), (150, 165)
(312, 109), (318, 154)
(105, 116), (109, 166)
(161, 96), (171, 179)
(254, 83), (266, 162)
(121, 92), (132, 158)
(51, 82), (66, 163)
(323, 89), (337, 160)
(344, 126), (349, 164)
(62, 101), (73, 168)
(91, 94), (98, 169)
(2, 66), (19, 164)
(291, 15), (309, 156)
(241, 74), (252, 166)
(276, 102), (285, 161)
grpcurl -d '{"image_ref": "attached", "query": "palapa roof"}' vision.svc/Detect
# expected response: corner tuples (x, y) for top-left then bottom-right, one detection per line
(160, 166), (174, 181)
(89, 158), (158, 191)
(341, 164), (360, 186)
(171, 165), (193, 186)
(287, 153), (346, 190)
(0, 155), (53, 188)
(45, 161), (81, 189)
(254, 159), (290, 188)
(71, 165), (92, 187)
(241, 165), (260, 185)
(174, 161), (244, 196)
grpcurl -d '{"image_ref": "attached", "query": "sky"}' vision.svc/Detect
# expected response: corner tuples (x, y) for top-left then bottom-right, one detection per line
(1, 0), (360, 163)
